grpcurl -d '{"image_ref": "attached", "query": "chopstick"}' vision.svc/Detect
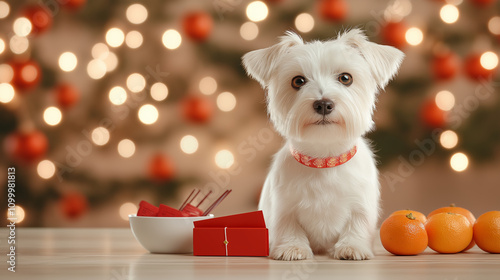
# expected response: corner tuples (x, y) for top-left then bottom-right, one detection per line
(179, 189), (196, 211)
(180, 189), (231, 215)
(196, 190), (212, 207)
(202, 189), (232, 216)
(187, 189), (201, 206)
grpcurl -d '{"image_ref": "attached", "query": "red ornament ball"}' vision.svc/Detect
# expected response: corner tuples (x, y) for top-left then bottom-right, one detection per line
(381, 21), (407, 49)
(60, 0), (87, 11)
(420, 100), (447, 129)
(9, 60), (42, 91)
(4, 130), (49, 163)
(183, 12), (213, 42)
(56, 83), (80, 108)
(432, 52), (459, 80)
(60, 192), (88, 220)
(464, 53), (496, 81)
(23, 5), (52, 34)
(149, 154), (175, 182)
(469, 0), (496, 7)
(182, 96), (213, 124)
(318, 0), (348, 22)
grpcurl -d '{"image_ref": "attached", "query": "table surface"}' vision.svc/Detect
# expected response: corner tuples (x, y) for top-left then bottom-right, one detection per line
(1, 228), (499, 280)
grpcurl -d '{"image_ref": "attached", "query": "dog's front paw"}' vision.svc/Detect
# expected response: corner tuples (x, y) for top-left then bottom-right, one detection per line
(271, 244), (313, 261)
(331, 243), (374, 260)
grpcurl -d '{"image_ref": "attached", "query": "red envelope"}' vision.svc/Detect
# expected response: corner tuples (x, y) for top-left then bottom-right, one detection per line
(193, 211), (269, 256)
(157, 204), (186, 217)
(181, 203), (203, 217)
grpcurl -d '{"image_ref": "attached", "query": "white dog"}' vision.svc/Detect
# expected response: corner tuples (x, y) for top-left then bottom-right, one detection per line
(242, 29), (404, 261)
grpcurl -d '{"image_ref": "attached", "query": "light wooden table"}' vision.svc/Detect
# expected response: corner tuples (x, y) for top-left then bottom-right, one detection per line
(1, 228), (499, 280)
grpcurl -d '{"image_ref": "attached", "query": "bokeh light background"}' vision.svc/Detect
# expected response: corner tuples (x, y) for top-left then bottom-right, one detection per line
(1, 0), (499, 227)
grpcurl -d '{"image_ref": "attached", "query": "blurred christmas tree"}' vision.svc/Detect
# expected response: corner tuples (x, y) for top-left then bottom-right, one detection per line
(0, 0), (499, 226)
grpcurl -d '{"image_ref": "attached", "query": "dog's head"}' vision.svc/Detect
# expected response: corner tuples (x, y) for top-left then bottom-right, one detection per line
(242, 29), (404, 144)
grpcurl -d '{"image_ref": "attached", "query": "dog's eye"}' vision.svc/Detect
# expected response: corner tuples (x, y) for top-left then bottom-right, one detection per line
(338, 73), (353, 86)
(291, 76), (307, 89)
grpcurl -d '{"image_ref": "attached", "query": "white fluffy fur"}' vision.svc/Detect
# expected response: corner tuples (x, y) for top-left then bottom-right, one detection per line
(242, 29), (404, 261)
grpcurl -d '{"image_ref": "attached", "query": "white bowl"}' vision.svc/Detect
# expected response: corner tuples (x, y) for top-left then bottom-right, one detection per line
(129, 214), (214, 254)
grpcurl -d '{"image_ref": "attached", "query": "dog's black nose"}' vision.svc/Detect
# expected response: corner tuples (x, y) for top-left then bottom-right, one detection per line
(313, 99), (334, 115)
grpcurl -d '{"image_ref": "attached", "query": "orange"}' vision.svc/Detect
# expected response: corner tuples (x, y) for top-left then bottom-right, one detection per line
(380, 213), (428, 255)
(390, 209), (427, 224)
(428, 204), (476, 251)
(425, 212), (473, 254)
(473, 211), (500, 253)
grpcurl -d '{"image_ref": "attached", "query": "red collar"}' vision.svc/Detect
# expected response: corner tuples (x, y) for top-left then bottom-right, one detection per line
(290, 146), (357, 168)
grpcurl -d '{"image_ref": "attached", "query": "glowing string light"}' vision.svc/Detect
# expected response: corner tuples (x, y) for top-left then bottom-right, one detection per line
(215, 149), (234, 169)
(106, 28), (125, 48)
(150, 83), (168, 101)
(92, 43), (109, 60)
(246, 1), (268, 22)
(91, 127), (110, 146)
(0, 1), (10, 19)
(10, 35), (29, 54)
(295, 13), (315, 33)
(450, 152), (468, 172)
(162, 29), (182, 50)
(480, 52), (498, 70)
(126, 3), (148, 24)
(435, 90), (455, 111)
(180, 135), (199, 154)
(7, 205), (25, 223)
(43, 107), (62, 126)
(109, 86), (127, 105)
(13, 17), (32, 37)
(126, 31), (143, 49)
(0, 38), (5, 54)
(440, 4), (459, 24)
(37, 160), (56, 179)
(138, 104), (159, 125)
(0, 64), (13, 83)
(440, 130), (458, 149)
(87, 59), (107, 79)
(199, 77), (217, 95)
(488, 16), (500, 35)
(216, 92), (237, 112)
(119, 202), (138, 221)
(59, 52), (78, 72)
(127, 73), (146, 93)
(0, 83), (15, 103)
(103, 51), (118, 72)
(240, 22), (259, 41)
(405, 27), (423, 46)
(118, 139), (136, 158)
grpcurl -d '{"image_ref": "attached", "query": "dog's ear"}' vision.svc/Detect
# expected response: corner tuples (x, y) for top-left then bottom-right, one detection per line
(337, 29), (404, 89)
(242, 31), (303, 87)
